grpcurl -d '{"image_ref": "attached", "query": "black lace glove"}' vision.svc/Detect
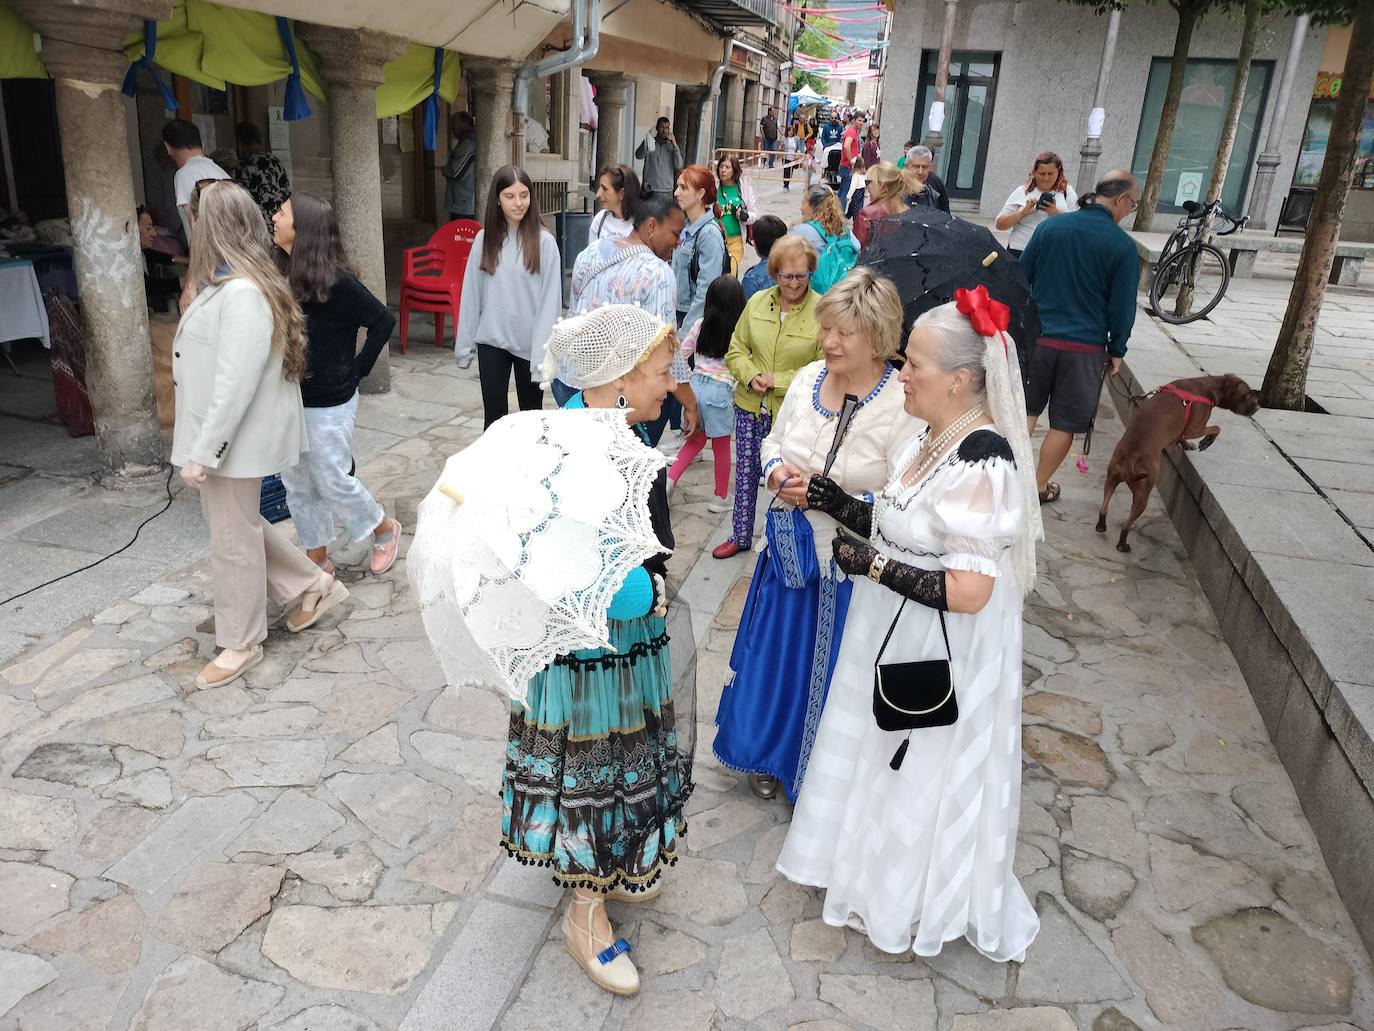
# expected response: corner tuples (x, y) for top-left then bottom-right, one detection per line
(806, 474), (873, 536)
(830, 532), (949, 611)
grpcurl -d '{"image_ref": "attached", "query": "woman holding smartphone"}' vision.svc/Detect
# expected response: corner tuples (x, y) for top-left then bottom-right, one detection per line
(994, 151), (1077, 257)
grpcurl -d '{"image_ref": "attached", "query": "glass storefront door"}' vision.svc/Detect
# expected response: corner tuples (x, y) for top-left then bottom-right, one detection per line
(914, 51), (1000, 199)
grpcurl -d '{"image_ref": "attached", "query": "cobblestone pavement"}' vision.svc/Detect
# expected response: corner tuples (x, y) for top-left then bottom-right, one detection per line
(2, 179), (1373, 1030)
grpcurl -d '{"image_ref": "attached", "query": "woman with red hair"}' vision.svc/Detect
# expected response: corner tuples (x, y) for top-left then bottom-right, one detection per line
(672, 164), (729, 337)
(994, 151), (1077, 257)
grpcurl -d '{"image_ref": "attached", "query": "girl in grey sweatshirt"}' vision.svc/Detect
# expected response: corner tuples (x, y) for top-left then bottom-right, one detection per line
(455, 165), (563, 429)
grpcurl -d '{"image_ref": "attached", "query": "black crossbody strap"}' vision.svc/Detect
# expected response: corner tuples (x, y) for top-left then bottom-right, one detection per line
(874, 597), (950, 665)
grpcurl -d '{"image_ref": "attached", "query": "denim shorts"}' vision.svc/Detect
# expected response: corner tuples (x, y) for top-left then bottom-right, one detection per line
(691, 374), (735, 438)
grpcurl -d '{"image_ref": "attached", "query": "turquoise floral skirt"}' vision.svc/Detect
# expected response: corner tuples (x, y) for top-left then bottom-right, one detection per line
(501, 614), (694, 893)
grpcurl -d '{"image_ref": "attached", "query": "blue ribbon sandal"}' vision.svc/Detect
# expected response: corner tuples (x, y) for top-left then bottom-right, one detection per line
(562, 895), (640, 996)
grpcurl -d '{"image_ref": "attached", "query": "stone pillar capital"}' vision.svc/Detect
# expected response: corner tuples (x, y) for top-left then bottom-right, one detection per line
(298, 25), (409, 88)
(1254, 152), (1281, 171)
(587, 71), (629, 107)
(11, 0), (170, 86)
(463, 57), (518, 96)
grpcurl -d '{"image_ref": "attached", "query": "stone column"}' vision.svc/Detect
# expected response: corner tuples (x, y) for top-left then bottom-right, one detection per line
(1247, 14), (1311, 229)
(588, 72), (628, 176)
(465, 59), (517, 206)
(12, 0), (168, 484)
(300, 26), (408, 394)
(1077, 7), (1121, 195)
(922, 0), (959, 159)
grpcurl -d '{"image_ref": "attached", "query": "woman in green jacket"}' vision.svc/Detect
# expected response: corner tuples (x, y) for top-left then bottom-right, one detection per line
(712, 234), (821, 559)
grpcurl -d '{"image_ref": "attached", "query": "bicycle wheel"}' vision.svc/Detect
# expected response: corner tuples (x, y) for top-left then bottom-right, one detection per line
(1149, 243), (1230, 324)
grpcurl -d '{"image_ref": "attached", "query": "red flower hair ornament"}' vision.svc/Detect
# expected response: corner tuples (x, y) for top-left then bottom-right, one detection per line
(953, 285), (1010, 338)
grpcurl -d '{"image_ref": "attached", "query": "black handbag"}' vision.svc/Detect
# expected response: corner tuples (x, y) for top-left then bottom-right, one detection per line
(872, 599), (958, 770)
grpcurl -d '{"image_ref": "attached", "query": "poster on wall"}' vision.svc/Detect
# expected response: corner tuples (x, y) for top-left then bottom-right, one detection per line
(1174, 171), (1204, 206)
(267, 106), (293, 185)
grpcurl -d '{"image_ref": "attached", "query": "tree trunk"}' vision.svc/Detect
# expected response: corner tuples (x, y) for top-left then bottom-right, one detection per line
(1175, 0), (1259, 317)
(1205, 0), (1260, 208)
(1261, 0), (1374, 410)
(1134, 1), (1202, 232)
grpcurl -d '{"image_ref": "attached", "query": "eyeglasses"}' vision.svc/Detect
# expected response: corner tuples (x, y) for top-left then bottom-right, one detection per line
(778, 272), (812, 283)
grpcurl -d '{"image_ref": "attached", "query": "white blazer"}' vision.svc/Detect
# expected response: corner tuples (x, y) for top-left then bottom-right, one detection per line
(170, 278), (307, 479)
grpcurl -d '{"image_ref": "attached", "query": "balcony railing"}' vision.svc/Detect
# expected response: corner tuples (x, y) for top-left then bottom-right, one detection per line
(677, 0), (777, 29)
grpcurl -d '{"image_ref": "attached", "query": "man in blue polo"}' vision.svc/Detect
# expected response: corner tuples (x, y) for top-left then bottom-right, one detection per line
(1020, 170), (1140, 505)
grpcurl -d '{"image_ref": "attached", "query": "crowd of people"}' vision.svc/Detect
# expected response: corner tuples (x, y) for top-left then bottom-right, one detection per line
(164, 111), (1145, 999)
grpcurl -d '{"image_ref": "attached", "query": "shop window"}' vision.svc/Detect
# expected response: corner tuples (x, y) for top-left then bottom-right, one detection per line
(1295, 75), (1374, 191)
(526, 73), (565, 156)
(1131, 57), (1273, 214)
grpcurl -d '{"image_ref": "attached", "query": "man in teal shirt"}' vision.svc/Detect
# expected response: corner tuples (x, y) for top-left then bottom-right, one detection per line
(1020, 170), (1140, 505)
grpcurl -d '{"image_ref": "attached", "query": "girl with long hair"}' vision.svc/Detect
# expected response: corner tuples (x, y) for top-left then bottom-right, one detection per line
(853, 161), (912, 248)
(671, 164), (727, 337)
(591, 163), (641, 240)
(272, 193), (401, 577)
(172, 181), (349, 690)
(454, 165), (562, 428)
(667, 274), (744, 510)
(994, 150), (1077, 256)
(714, 153), (758, 276)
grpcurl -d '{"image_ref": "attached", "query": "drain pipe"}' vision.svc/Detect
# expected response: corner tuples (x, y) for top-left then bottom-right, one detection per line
(694, 36), (734, 166)
(512, 0), (602, 165)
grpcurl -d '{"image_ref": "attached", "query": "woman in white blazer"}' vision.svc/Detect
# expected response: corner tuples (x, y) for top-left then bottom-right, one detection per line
(172, 181), (350, 688)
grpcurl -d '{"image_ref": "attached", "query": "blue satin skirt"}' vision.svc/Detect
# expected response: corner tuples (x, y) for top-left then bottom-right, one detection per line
(713, 550), (853, 802)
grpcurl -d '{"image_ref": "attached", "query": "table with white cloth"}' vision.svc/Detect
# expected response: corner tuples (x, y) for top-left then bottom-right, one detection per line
(0, 259), (50, 347)
(0, 259), (50, 375)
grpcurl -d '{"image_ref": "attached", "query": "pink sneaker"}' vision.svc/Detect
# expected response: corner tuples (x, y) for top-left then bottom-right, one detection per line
(370, 518), (402, 575)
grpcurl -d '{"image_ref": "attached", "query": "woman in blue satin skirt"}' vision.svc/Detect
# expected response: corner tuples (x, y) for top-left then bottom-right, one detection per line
(713, 268), (917, 801)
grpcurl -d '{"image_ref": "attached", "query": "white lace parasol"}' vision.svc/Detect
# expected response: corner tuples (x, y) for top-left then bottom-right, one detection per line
(407, 408), (669, 702)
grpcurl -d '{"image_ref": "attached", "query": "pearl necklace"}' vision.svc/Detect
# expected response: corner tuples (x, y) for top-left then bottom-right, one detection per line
(901, 406), (985, 487)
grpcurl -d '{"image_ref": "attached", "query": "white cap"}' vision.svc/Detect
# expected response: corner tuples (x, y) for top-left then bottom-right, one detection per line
(539, 305), (674, 390)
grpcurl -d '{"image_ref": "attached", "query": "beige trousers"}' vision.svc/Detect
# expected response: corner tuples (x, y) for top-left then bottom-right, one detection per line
(199, 475), (321, 651)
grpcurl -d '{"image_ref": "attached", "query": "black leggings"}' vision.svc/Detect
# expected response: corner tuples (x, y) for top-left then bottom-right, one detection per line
(478, 343), (543, 429)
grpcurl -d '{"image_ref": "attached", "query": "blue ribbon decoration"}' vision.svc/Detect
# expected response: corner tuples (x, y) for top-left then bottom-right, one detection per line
(422, 47), (445, 151)
(276, 17), (310, 121)
(121, 20), (178, 112)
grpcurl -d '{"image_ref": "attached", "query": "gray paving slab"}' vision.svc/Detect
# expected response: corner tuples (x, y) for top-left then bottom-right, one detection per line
(398, 898), (553, 1031)
(104, 793), (260, 892)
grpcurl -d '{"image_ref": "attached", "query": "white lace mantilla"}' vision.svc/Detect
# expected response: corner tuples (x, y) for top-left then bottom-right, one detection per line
(407, 408), (668, 702)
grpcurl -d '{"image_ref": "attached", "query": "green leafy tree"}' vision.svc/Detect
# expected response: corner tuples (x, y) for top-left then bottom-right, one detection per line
(1262, 0), (1369, 408)
(792, 14), (840, 93)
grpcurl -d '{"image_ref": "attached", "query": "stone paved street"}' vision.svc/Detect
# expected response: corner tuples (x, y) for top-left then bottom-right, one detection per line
(2, 178), (1373, 1030)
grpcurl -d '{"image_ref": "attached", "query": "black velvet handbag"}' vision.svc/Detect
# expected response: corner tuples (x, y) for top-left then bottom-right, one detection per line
(872, 599), (958, 770)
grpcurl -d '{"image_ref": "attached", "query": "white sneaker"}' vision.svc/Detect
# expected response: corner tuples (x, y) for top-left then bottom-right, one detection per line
(665, 478), (676, 498)
(708, 495), (731, 513)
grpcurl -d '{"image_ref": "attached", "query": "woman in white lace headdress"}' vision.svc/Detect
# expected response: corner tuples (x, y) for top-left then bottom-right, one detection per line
(776, 286), (1044, 963)
(504, 306), (691, 999)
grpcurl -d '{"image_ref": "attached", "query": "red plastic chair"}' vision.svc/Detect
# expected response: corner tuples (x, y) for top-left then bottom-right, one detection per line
(399, 219), (480, 353)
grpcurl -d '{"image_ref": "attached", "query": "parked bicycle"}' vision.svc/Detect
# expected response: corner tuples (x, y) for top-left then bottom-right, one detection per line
(1148, 199), (1249, 325)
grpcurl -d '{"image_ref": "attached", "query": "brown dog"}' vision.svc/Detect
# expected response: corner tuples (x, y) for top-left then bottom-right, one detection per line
(1096, 373), (1260, 553)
